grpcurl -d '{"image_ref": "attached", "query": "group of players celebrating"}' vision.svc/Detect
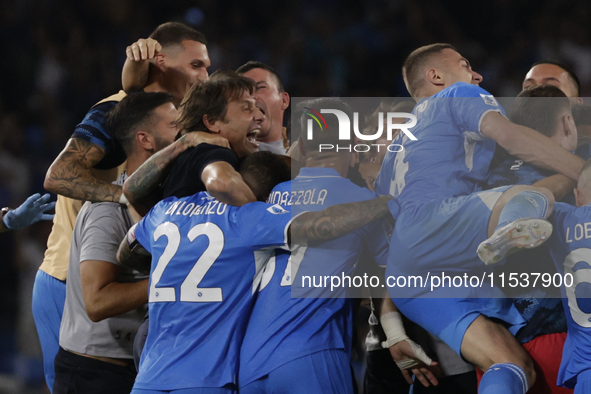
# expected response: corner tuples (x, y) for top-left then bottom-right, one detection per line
(8, 18), (589, 394)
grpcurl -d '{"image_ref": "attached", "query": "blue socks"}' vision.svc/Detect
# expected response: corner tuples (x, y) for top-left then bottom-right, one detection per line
(480, 363), (529, 394)
(496, 190), (549, 231)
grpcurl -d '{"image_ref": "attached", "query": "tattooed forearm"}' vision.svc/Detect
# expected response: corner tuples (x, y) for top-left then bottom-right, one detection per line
(123, 137), (189, 214)
(117, 236), (152, 275)
(44, 138), (122, 202)
(289, 195), (393, 244)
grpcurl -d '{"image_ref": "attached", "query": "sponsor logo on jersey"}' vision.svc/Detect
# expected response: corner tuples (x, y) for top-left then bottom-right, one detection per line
(480, 93), (499, 107)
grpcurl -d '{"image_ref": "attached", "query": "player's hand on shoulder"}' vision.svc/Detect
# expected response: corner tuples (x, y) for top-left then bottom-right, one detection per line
(126, 38), (162, 61)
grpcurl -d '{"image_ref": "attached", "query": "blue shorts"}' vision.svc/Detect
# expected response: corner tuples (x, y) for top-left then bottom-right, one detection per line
(387, 187), (525, 355)
(32, 270), (66, 393)
(392, 295), (525, 355)
(240, 349), (353, 394)
(388, 187), (510, 278)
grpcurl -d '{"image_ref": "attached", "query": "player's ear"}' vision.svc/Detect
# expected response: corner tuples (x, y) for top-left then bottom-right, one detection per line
(426, 67), (444, 87)
(280, 92), (290, 111)
(563, 113), (575, 137)
(574, 187), (584, 207)
(203, 115), (221, 134)
(136, 131), (155, 151)
(154, 53), (167, 72)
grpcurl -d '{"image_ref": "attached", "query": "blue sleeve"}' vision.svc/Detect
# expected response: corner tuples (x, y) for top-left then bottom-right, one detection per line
(237, 202), (292, 249)
(448, 83), (506, 136)
(71, 101), (127, 169)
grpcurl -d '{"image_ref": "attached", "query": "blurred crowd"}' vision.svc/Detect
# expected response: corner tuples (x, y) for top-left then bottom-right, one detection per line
(2, 0), (591, 391)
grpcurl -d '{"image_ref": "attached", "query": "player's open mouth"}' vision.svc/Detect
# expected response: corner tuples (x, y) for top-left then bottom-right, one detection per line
(247, 129), (260, 145)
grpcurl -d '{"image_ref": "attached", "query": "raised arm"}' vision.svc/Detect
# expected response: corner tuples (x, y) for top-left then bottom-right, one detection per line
(122, 38), (159, 91)
(481, 112), (585, 181)
(201, 162), (257, 207)
(124, 132), (231, 215)
(44, 138), (123, 202)
(289, 195), (393, 244)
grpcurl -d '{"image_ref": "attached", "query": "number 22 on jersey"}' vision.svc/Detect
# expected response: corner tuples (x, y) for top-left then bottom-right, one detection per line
(149, 222), (224, 303)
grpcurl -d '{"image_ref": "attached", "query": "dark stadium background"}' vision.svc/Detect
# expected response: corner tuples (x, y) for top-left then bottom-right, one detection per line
(0, 0), (590, 391)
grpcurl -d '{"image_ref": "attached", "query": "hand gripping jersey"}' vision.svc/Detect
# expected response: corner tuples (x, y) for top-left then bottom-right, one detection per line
(239, 167), (390, 387)
(375, 82), (504, 210)
(547, 202), (591, 389)
(132, 192), (292, 391)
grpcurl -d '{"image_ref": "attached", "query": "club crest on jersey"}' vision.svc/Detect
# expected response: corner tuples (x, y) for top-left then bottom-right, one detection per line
(267, 204), (289, 215)
(480, 94), (499, 107)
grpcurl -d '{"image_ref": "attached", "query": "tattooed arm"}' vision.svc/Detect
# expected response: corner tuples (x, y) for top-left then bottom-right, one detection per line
(289, 195), (393, 244)
(124, 131), (230, 216)
(116, 224), (152, 274)
(44, 138), (123, 202)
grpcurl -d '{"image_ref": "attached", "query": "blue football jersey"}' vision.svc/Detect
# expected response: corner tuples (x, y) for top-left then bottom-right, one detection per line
(239, 167), (390, 386)
(547, 202), (591, 388)
(375, 82), (504, 210)
(132, 192), (292, 391)
(486, 157), (567, 343)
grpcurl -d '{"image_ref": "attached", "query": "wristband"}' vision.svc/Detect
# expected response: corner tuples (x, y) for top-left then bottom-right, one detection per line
(380, 311), (409, 348)
(119, 193), (129, 205)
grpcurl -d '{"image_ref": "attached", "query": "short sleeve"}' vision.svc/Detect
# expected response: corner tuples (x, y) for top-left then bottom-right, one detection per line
(236, 202), (293, 249)
(133, 217), (151, 255)
(447, 83), (505, 137)
(71, 101), (127, 170)
(78, 203), (132, 266)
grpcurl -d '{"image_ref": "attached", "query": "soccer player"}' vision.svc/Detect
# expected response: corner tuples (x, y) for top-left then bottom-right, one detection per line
(54, 92), (181, 394)
(237, 61), (290, 154)
(0, 193), (55, 233)
(35, 22), (220, 392)
(375, 43), (584, 393)
(522, 61), (583, 102)
(485, 84), (579, 394)
(545, 160), (591, 393)
(239, 98), (391, 394)
(123, 70), (262, 215)
(116, 152), (392, 394)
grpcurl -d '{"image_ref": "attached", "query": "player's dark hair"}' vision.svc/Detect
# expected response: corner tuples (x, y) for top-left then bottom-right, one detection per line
(240, 151), (292, 201)
(296, 97), (353, 152)
(531, 60), (580, 97)
(149, 22), (207, 47)
(105, 92), (174, 155)
(176, 70), (256, 134)
(236, 61), (285, 93)
(402, 43), (456, 97)
(510, 85), (570, 138)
